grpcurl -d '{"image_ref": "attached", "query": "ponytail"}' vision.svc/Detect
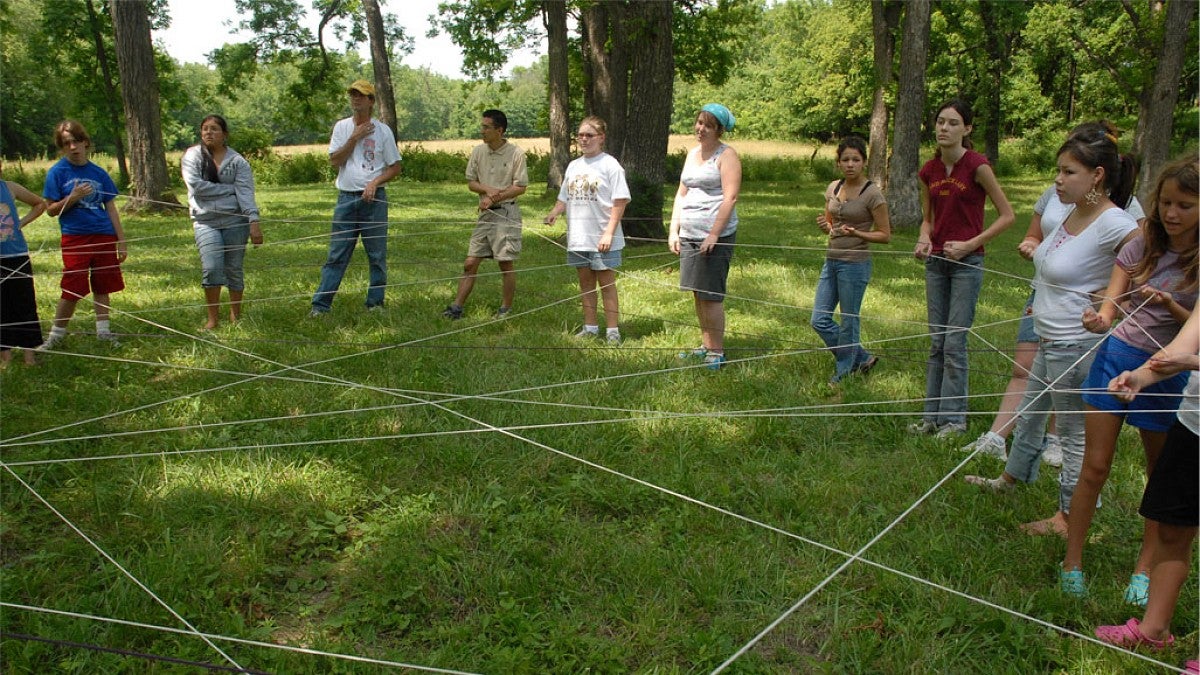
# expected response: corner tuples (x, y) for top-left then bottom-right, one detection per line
(1108, 154), (1137, 211)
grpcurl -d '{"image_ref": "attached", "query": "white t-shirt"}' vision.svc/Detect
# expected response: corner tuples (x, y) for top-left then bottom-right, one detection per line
(1032, 206), (1138, 341)
(558, 152), (631, 251)
(1179, 372), (1199, 436)
(328, 117), (401, 192)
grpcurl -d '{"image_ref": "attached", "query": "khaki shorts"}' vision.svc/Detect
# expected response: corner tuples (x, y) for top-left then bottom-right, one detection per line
(468, 203), (523, 260)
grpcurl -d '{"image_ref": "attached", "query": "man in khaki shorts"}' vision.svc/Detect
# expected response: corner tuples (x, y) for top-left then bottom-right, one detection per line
(443, 109), (528, 319)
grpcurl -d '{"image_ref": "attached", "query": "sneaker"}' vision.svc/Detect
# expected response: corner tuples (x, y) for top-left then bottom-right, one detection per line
(1041, 434), (1063, 468)
(366, 304), (383, 312)
(960, 431), (1007, 461)
(36, 333), (64, 352)
(1059, 566), (1086, 598)
(573, 328), (599, 339)
(442, 304), (463, 320)
(677, 346), (708, 360)
(964, 474), (1014, 492)
(704, 353), (726, 370)
(907, 420), (938, 435)
(96, 331), (121, 346)
(1094, 618), (1174, 649)
(496, 306), (511, 317)
(1123, 572), (1150, 608)
(308, 308), (329, 319)
(934, 422), (968, 439)
(606, 332), (621, 345)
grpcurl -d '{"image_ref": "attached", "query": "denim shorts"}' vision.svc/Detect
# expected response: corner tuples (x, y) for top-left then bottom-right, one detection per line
(1016, 290), (1039, 343)
(567, 249), (621, 270)
(1082, 335), (1189, 431)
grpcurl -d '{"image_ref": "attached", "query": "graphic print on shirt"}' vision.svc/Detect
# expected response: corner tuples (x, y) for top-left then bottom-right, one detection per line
(0, 202), (13, 243)
(65, 178), (105, 213)
(567, 173), (601, 201)
(361, 138), (377, 173)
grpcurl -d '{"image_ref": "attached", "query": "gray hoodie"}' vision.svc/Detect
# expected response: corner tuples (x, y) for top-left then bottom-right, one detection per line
(182, 145), (260, 227)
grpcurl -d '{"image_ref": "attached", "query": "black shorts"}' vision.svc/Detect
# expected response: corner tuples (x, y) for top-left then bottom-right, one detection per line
(679, 233), (735, 302)
(1139, 420), (1199, 527)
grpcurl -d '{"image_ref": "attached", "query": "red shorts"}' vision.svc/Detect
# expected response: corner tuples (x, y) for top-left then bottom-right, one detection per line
(60, 234), (125, 300)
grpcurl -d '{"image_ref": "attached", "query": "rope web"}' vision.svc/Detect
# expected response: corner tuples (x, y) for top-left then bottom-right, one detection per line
(0, 188), (1191, 673)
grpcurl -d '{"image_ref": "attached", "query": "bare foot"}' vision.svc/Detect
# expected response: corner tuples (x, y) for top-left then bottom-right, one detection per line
(22, 350), (36, 365)
(201, 321), (218, 331)
(1020, 512), (1068, 538)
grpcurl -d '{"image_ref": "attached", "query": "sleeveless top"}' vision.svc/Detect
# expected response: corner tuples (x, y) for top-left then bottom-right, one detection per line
(0, 181), (30, 258)
(678, 144), (738, 239)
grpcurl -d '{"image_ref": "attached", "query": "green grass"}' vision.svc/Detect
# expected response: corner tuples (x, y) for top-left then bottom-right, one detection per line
(1, 176), (1194, 673)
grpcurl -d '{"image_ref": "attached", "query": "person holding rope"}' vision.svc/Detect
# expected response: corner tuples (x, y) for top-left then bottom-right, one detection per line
(543, 115), (631, 342)
(1093, 308), (1198, 660)
(1059, 154), (1198, 600)
(960, 121), (1147, 465)
(443, 109), (527, 320)
(39, 120), (127, 350)
(909, 99), (1014, 437)
(310, 79), (401, 316)
(964, 125), (1139, 539)
(812, 134), (891, 384)
(182, 114), (262, 330)
(670, 103), (741, 370)
(0, 163), (48, 366)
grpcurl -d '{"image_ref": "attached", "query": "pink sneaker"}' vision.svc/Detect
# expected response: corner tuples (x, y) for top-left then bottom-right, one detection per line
(1094, 618), (1174, 649)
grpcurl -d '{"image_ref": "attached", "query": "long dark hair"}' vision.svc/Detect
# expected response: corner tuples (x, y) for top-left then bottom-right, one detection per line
(932, 99), (973, 158)
(1056, 121), (1137, 211)
(1130, 154), (1199, 292)
(199, 114), (228, 183)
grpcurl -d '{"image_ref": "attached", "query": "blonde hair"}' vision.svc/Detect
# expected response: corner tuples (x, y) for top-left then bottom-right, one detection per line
(1131, 155), (1199, 292)
(579, 116), (607, 136)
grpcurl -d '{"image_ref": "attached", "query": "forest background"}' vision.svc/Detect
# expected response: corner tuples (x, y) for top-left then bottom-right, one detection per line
(2, 0), (1196, 174)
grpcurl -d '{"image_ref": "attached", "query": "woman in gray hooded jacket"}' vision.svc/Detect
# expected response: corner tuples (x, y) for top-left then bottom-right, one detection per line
(182, 114), (262, 330)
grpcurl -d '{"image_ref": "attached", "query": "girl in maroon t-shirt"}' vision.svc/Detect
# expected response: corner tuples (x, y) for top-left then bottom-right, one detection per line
(909, 100), (1014, 437)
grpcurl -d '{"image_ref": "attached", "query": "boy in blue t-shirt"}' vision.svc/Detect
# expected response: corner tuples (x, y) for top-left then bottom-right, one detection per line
(39, 120), (127, 350)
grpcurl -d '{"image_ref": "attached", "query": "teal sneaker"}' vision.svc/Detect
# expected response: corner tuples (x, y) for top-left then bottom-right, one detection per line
(677, 346), (707, 360)
(1060, 566), (1086, 598)
(1123, 572), (1149, 608)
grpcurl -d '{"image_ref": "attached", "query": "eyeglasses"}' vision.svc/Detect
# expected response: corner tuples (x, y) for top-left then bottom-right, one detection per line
(576, 132), (600, 139)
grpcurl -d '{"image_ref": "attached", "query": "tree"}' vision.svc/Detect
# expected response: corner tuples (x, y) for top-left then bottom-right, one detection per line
(974, 1), (1028, 165)
(868, 0), (901, 183)
(544, 0), (570, 190)
(109, 0), (176, 210)
(887, 0), (930, 228)
(1134, 0), (1197, 199)
(363, 0), (398, 136)
(619, 1), (674, 239)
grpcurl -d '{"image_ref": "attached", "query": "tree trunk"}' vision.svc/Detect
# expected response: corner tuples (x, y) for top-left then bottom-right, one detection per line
(544, 0), (570, 192)
(109, 0), (177, 211)
(1133, 0), (1196, 202)
(868, 0), (900, 184)
(84, 0), (128, 184)
(886, 0), (930, 228)
(620, 0), (672, 242)
(581, 1), (628, 157)
(363, 0), (398, 138)
(977, 0), (1004, 165)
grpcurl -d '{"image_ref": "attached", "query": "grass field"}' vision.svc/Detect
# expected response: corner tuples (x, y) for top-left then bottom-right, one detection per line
(0, 175), (1194, 673)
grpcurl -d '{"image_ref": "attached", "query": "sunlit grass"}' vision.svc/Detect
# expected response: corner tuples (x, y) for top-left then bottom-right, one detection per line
(1, 176), (1193, 672)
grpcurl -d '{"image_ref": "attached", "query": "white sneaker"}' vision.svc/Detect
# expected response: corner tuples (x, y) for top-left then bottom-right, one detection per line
(97, 331), (121, 346)
(907, 420), (938, 435)
(573, 328), (599, 339)
(36, 333), (64, 352)
(1042, 434), (1063, 467)
(934, 422), (968, 439)
(960, 431), (1007, 461)
(964, 474), (1015, 492)
(606, 332), (621, 344)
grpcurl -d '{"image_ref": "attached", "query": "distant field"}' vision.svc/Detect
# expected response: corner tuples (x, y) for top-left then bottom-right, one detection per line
(278, 135), (831, 159)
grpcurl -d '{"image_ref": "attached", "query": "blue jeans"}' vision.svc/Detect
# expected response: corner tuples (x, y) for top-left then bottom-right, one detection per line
(312, 189), (389, 310)
(922, 253), (984, 426)
(1003, 338), (1100, 513)
(810, 257), (873, 380)
(194, 222), (249, 290)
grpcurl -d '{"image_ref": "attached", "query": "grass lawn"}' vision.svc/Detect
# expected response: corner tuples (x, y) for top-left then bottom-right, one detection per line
(0, 174), (1194, 673)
